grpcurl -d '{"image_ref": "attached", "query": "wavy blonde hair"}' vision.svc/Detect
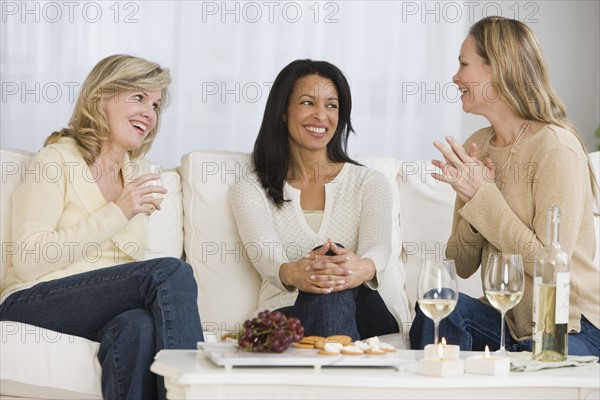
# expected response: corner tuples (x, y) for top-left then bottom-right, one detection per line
(470, 16), (598, 202)
(44, 54), (171, 164)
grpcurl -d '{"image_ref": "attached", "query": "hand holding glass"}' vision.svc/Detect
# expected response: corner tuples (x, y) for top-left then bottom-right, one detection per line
(484, 253), (525, 355)
(138, 164), (165, 259)
(417, 259), (459, 345)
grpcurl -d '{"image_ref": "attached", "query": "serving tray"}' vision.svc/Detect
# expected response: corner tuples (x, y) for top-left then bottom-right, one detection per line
(198, 342), (416, 371)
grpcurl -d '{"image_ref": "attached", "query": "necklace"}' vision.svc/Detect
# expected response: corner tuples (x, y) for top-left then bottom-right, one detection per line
(481, 120), (530, 192)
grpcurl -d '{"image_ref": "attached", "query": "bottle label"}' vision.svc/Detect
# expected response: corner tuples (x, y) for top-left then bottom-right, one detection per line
(555, 272), (570, 324)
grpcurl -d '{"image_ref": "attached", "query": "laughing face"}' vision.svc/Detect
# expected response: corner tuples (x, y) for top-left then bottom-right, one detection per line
(286, 74), (339, 154)
(453, 35), (497, 115)
(101, 89), (162, 153)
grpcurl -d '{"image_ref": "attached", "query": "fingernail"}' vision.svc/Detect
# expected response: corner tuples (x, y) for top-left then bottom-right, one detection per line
(327, 288), (333, 293)
(310, 275), (315, 281)
(345, 256), (350, 261)
(304, 254), (310, 259)
(305, 266), (310, 271)
(348, 270), (353, 275)
(338, 280), (345, 285)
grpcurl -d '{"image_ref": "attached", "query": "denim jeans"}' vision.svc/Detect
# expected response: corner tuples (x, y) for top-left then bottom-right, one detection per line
(409, 292), (600, 358)
(0, 257), (204, 400)
(279, 284), (399, 341)
(278, 242), (398, 341)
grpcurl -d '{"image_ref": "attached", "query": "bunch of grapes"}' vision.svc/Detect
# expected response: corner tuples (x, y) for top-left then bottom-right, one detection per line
(237, 310), (304, 353)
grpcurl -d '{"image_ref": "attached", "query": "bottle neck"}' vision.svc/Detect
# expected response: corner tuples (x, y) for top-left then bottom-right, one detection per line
(546, 208), (560, 246)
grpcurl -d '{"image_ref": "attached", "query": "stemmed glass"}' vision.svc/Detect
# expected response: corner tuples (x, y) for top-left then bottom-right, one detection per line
(484, 253), (525, 355)
(138, 164), (165, 260)
(417, 259), (459, 345)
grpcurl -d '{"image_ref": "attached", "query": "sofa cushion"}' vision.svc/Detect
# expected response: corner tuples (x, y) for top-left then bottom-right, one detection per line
(135, 160), (185, 259)
(181, 151), (262, 339)
(355, 155), (412, 333)
(1, 148), (34, 281)
(0, 321), (102, 399)
(397, 160), (483, 315)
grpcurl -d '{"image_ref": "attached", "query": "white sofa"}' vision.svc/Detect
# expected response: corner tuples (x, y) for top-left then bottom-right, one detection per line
(1, 147), (597, 399)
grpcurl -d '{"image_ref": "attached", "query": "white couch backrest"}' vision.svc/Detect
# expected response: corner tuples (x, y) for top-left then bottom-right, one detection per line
(1, 148), (35, 280)
(397, 160), (484, 312)
(181, 151), (262, 338)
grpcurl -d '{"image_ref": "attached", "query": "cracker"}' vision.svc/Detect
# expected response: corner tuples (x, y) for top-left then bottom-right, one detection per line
(292, 342), (315, 349)
(325, 335), (352, 346)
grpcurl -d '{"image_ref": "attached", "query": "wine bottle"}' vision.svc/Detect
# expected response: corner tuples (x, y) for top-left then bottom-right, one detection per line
(532, 207), (570, 361)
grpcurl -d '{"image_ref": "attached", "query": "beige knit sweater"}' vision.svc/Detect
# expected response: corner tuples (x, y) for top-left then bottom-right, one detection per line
(446, 125), (598, 341)
(1, 137), (145, 300)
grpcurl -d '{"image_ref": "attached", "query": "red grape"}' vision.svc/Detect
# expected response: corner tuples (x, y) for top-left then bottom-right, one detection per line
(237, 310), (304, 353)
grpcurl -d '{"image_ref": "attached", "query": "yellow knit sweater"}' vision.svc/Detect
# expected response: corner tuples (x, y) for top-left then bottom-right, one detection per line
(446, 125), (598, 341)
(1, 137), (145, 300)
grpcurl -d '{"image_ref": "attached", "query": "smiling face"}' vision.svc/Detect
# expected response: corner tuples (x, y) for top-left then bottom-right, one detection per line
(101, 89), (162, 153)
(453, 35), (498, 115)
(286, 74), (339, 155)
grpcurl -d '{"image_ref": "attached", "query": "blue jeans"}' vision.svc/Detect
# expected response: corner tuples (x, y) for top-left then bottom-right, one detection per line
(279, 284), (399, 341)
(409, 293), (600, 358)
(0, 257), (203, 400)
(278, 242), (398, 341)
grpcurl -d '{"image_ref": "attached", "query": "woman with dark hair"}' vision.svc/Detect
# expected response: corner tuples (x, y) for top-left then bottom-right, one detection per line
(231, 59), (399, 340)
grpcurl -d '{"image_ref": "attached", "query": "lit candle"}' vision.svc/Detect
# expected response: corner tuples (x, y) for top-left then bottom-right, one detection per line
(417, 340), (465, 377)
(464, 345), (510, 375)
(424, 337), (460, 360)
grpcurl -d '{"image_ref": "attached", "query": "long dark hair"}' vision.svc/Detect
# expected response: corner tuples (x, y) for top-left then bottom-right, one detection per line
(253, 59), (359, 207)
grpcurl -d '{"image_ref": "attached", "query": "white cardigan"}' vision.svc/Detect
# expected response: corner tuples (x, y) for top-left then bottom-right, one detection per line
(230, 163), (393, 313)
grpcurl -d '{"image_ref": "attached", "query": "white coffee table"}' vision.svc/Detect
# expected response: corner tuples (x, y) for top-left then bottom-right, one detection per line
(151, 346), (600, 400)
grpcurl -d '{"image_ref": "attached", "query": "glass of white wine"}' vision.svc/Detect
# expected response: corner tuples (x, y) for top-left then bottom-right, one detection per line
(138, 164), (165, 260)
(484, 253), (525, 355)
(417, 259), (459, 345)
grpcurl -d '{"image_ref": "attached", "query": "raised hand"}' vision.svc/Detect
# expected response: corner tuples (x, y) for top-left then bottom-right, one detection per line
(431, 136), (495, 203)
(115, 173), (167, 219)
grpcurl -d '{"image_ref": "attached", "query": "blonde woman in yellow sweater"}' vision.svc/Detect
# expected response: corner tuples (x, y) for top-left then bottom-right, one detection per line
(0, 55), (203, 399)
(410, 16), (599, 356)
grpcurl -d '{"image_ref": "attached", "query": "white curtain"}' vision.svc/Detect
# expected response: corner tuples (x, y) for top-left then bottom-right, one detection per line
(2, 1), (597, 168)
(1, 1), (468, 167)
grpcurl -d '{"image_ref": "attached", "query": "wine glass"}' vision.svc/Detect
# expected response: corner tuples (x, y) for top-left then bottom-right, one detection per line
(138, 164), (165, 260)
(484, 253), (525, 355)
(417, 259), (459, 345)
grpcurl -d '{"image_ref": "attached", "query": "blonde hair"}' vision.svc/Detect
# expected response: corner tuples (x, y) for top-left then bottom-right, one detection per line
(469, 16), (598, 202)
(44, 54), (171, 164)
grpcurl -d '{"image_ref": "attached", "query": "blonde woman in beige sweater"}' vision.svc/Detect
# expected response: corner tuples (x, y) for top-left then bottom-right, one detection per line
(409, 16), (599, 356)
(0, 55), (203, 399)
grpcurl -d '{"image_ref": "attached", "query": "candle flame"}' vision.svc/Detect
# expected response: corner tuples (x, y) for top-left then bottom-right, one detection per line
(441, 337), (447, 346)
(484, 345), (490, 359)
(438, 342), (444, 360)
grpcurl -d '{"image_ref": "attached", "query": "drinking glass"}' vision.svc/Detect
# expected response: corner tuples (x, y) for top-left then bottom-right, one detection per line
(484, 253), (525, 355)
(417, 259), (459, 345)
(138, 164), (165, 260)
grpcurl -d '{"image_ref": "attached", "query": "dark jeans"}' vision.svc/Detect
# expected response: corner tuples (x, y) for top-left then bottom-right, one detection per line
(0, 257), (203, 400)
(409, 292), (600, 358)
(279, 285), (399, 341)
(278, 243), (398, 341)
